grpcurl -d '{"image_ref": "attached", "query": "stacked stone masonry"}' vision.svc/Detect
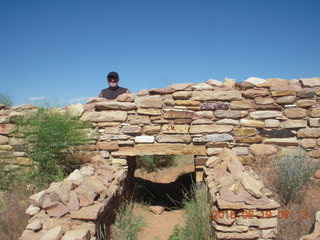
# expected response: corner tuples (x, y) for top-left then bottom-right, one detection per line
(1, 76), (320, 239)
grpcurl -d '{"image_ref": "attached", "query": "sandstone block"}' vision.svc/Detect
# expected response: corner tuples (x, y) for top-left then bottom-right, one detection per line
(40, 226), (63, 240)
(276, 95), (296, 104)
(46, 202), (69, 218)
(116, 93), (135, 102)
(66, 170), (85, 186)
(29, 190), (46, 207)
(300, 77), (320, 87)
(249, 144), (278, 156)
(122, 125), (142, 134)
(175, 100), (200, 106)
(162, 124), (189, 134)
(163, 110), (195, 119)
(189, 124), (233, 134)
(254, 97), (274, 105)
(0, 124), (16, 135)
(308, 107), (320, 117)
(280, 120), (307, 128)
(284, 108), (306, 118)
(216, 119), (239, 125)
(230, 100), (253, 109)
(224, 78), (235, 88)
(240, 172), (264, 198)
(235, 137), (263, 143)
(143, 125), (161, 134)
(134, 136), (155, 143)
(240, 119), (264, 128)
(104, 127), (120, 134)
(265, 119), (280, 128)
(214, 110), (247, 119)
(297, 91), (316, 98)
(172, 91), (192, 100)
(258, 217), (277, 229)
(26, 220), (42, 231)
(231, 147), (249, 155)
(297, 99), (316, 107)
(26, 205), (40, 216)
(258, 78), (289, 88)
(207, 148), (223, 156)
(263, 138), (299, 146)
(137, 108), (161, 115)
(309, 118), (320, 127)
(271, 90), (296, 96)
(297, 128), (320, 138)
(200, 102), (229, 110)
(235, 81), (255, 90)
(215, 230), (260, 239)
(193, 134), (234, 143)
(207, 79), (223, 86)
(234, 127), (257, 136)
(242, 89), (269, 98)
(169, 83), (193, 91)
(156, 135), (191, 143)
(195, 111), (214, 119)
(174, 119), (192, 124)
(300, 139), (317, 149)
(61, 229), (90, 240)
(137, 96), (163, 108)
(192, 90), (242, 101)
(96, 141), (119, 151)
(0, 135), (9, 145)
(245, 76), (266, 85)
(80, 111), (127, 122)
(95, 102), (137, 111)
(191, 82), (214, 90)
(128, 115), (150, 124)
(250, 111), (282, 119)
(67, 191), (80, 211)
(259, 129), (295, 138)
(70, 202), (104, 220)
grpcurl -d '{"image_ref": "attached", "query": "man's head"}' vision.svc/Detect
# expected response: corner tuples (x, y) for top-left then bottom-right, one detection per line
(107, 71), (119, 87)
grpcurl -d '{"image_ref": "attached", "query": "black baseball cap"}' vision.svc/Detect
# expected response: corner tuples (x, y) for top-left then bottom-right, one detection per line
(107, 71), (119, 79)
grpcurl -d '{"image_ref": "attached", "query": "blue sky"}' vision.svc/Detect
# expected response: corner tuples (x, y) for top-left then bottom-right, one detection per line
(1, 0), (320, 106)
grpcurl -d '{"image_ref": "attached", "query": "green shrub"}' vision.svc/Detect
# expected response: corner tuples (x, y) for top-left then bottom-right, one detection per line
(136, 155), (176, 173)
(110, 201), (144, 240)
(273, 148), (320, 204)
(16, 108), (90, 187)
(0, 93), (13, 107)
(168, 182), (214, 240)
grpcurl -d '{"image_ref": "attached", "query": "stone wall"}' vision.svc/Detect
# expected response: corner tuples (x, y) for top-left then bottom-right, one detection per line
(1, 76), (320, 239)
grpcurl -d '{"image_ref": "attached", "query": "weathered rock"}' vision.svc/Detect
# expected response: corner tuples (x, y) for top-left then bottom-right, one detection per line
(240, 172), (263, 198)
(46, 202), (69, 218)
(136, 89), (149, 96)
(308, 107), (320, 117)
(192, 119), (213, 125)
(280, 120), (307, 128)
(216, 119), (239, 125)
(259, 129), (295, 138)
(29, 190), (46, 207)
(244, 77), (266, 85)
(265, 119), (280, 128)
(40, 226), (63, 240)
(156, 135), (191, 143)
(112, 158), (127, 166)
(127, 115), (150, 124)
(116, 93), (135, 102)
(134, 136), (155, 143)
(214, 110), (247, 119)
(26, 220), (42, 231)
(207, 79), (223, 86)
(26, 205), (41, 216)
(254, 103), (282, 110)
(234, 128), (257, 136)
(297, 91), (316, 98)
(95, 102), (137, 110)
(258, 217), (277, 229)
(80, 111), (127, 122)
(96, 141), (119, 151)
(258, 78), (289, 88)
(122, 125), (142, 134)
(169, 83), (193, 91)
(242, 89), (269, 98)
(300, 77), (320, 87)
(207, 148), (224, 156)
(224, 78), (235, 88)
(249, 111), (282, 119)
(200, 102), (229, 110)
(235, 137), (264, 143)
(175, 100), (200, 106)
(276, 95), (296, 104)
(195, 111), (214, 119)
(240, 119), (264, 128)
(61, 229), (90, 240)
(297, 99), (317, 107)
(215, 230), (260, 239)
(0, 124), (16, 134)
(172, 91), (192, 100)
(309, 118), (320, 127)
(149, 87), (175, 95)
(297, 128), (320, 138)
(67, 170), (85, 186)
(162, 124), (189, 134)
(137, 108), (161, 115)
(230, 100), (253, 109)
(271, 90), (296, 96)
(174, 119), (192, 124)
(70, 202), (104, 220)
(232, 147), (249, 155)
(191, 82), (214, 90)
(284, 108), (306, 118)
(163, 110), (195, 119)
(235, 82), (255, 90)
(300, 139), (317, 149)
(136, 96), (163, 108)
(193, 134), (234, 143)
(254, 97), (274, 105)
(263, 138), (299, 146)
(249, 144), (278, 156)
(104, 126), (120, 134)
(192, 90), (242, 101)
(143, 125), (161, 134)
(189, 124), (233, 134)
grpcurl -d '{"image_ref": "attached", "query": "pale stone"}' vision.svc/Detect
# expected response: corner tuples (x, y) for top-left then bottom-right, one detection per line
(26, 220), (42, 231)
(80, 111), (127, 122)
(67, 191), (80, 211)
(216, 119), (239, 125)
(297, 99), (316, 107)
(116, 93), (134, 102)
(230, 100), (253, 109)
(265, 119), (280, 128)
(215, 230), (260, 239)
(309, 118), (320, 127)
(29, 190), (46, 207)
(136, 89), (149, 96)
(244, 76), (266, 85)
(258, 78), (289, 88)
(281, 120), (307, 128)
(214, 224), (249, 233)
(162, 124), (189, 134)
(134, 136), (155, 143)
(26, 205), (41, 216)
(207, 79), (223, 86)
(112, 144), (206, 156)
(67, 169), (85, 185)
(284, 108), (306, 118)
(214, 110), (247, 119)
(175, 100), (200, 106)
(300, 77), (320, 87)
(232, 147), (249, 155)
(70, 202), (104, 220)
(195, 111), (214, 119)
(192, 119), (214, 125)
(192, 90), (242, 101)
(0, 135), (9, 144)
(249, 144), (278, 156)
(0, 116), (10, 124)
(249, 111), (282, 119)
(40, 226), (63, 240)
(136, 96), (163, 108)
(271, 90), (296, 96)
(308, 107), (320, 117)
(122, 125), (142, 134)
(61, 229), (90, 240)
(206, 156), (218, 167)
(234, 127), (257, 136)
(263, 138), (299, 146)
(149, 87), (175, 94)
(189, 124), (233, 134)
(224, 78), (236, 88)
(255, 97), (274, 105)
(95, 102), (136, 110)
(193, 134), (234, 143)
(128, 115), (150, 124)
(66, 104), (85, 117)
(242, 89), (269, 98)
(240, 172), (263, 198)
(207, 148), (223, 156)
(261, 229), (277, 238)
(137, 108), (161, 115)
(298, 128), (320, 138)
(240, 119), (264, 128)
(276, 95), (296, 104)
(156, 135), (191, 143)
(163, 110), (194, 119)
(112, 158), (127, 166)
(0, 145), (12, 150)
(235, 82), (255, 90)
(300, 139), (317, 149)
(0, 124), (16, 134)
(258, 217), (277, 229)
(191, 82), (214, 90)
(169, 83), (193, 91)
(143, 125), (161, 134)
(172, 91), (192, 100)
(46, 202), (69, 218)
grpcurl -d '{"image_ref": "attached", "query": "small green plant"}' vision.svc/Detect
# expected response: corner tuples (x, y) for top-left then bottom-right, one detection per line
(273, 148), (320, 205)
(0, 92), (13, 107)
(168, 224), (184, 240)
(110, 201), (145, 240)
(16, 108), (90, 187)
(136, 155), (176, 173)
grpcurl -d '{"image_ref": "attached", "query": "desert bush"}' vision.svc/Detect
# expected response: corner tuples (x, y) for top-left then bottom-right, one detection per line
(0, 92), (13, 107)
(273, 148), (319, 205)
(168, 182), (214, 240)
(110, 201), (144, 240)
(16, 108), (90, 187)
(136, 155), (176, 173)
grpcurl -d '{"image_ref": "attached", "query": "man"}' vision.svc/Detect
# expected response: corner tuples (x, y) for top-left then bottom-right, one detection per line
(99, 72), (130, 100)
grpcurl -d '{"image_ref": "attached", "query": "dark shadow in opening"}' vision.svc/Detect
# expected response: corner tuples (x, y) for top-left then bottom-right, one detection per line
(132, 172), (195, 209)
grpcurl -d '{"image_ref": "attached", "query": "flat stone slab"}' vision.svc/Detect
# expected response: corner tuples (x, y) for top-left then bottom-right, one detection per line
(111, 144), (206, 156)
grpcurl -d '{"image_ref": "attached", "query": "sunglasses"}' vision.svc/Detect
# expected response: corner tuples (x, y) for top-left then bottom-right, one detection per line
(108, 78), (119, 82)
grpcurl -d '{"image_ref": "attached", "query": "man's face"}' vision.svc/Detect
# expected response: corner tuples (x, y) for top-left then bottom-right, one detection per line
(108, 77), (119, 87)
